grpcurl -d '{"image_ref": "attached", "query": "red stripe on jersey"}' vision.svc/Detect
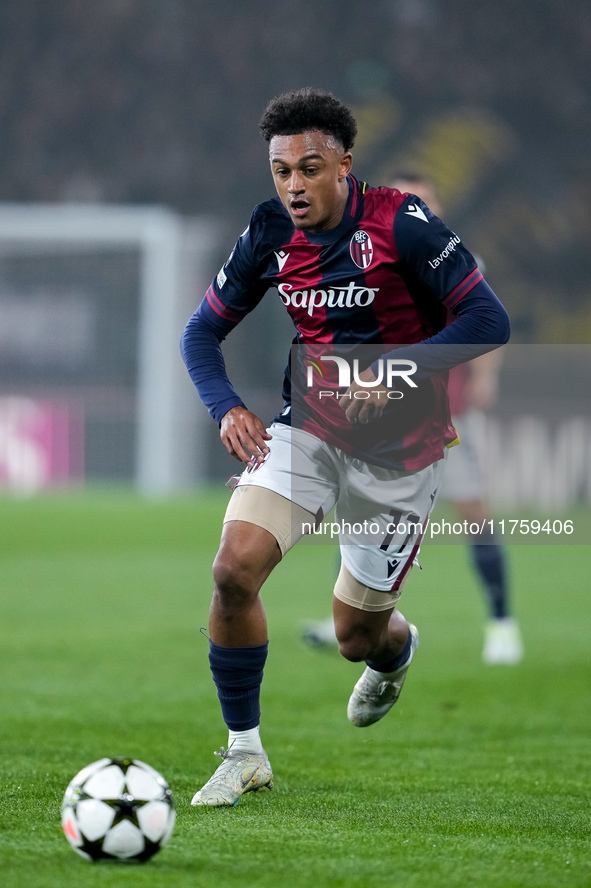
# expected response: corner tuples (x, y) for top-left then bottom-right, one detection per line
(444, 269), (483, 310)
(392, 488), (441, 590)
(358, 189), (428, 343)
(206, 287), (243, 323)
(391, 538), (421, 591)
(349, 176), (359, 217)
(276, 230), (333, 344)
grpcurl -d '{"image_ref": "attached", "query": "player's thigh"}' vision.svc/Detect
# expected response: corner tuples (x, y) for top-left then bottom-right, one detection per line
(333, 561), (403, 616)
(214, 515), (283, 593)
(227, 423), (339, 555)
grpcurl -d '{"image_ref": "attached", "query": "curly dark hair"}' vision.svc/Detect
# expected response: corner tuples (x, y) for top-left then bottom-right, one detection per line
(259, 88), (357, 150)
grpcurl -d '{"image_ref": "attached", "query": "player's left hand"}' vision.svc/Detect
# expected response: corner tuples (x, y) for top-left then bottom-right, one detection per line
(339, 367), (389, 425)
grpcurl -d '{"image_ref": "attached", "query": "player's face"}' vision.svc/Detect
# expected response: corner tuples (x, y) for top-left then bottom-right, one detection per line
(269, 131), (352, 232)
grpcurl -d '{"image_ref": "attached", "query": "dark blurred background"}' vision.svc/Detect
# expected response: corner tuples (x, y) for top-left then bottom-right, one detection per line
(1, 0), (590, 339)
(0, 0), (590, 492)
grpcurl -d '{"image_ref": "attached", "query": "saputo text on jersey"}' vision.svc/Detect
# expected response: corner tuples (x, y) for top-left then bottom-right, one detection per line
(278, 281), (379, 315)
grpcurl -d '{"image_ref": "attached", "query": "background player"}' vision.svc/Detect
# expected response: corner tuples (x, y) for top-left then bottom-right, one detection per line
(303, 173), (523, 665)
(181, 89), (510, 807)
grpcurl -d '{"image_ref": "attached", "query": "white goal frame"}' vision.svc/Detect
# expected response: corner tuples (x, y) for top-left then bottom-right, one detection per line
(0, 203), (219, 495)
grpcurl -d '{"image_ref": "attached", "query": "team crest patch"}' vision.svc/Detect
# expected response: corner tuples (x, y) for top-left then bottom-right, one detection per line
(350, 230), (373, 269)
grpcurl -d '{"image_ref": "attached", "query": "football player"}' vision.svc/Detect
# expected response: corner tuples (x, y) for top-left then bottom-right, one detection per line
(181, 89), (510, 806)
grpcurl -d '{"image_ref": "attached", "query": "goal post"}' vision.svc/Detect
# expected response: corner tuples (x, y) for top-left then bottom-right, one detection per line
(0, 203), (220, 495)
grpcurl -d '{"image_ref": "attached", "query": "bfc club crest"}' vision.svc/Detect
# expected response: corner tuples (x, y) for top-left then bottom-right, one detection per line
(350, 230), (374, 269)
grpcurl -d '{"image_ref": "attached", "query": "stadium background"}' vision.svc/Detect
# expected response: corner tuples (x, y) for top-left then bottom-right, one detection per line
(1, 5), (591, 887)
(0, 0), (590, 496)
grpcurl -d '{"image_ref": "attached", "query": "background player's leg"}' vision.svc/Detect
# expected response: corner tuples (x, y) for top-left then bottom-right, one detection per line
(455, 499), (510, 616)
(469, 537), (509, 618)
(456, 499), (523, 664)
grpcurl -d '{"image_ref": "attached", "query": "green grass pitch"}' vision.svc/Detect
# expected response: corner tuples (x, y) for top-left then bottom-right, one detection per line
(0, 490), (589, 888)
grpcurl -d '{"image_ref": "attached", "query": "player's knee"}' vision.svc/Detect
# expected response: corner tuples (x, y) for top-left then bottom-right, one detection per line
(212, 539), (273, 607)
(213, 548), (257, 601)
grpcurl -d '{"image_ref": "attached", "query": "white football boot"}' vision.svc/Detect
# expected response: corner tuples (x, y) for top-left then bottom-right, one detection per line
(347, 624), (419, 727)
(191, 747), (274, 807)
(482, 617), (524, 665)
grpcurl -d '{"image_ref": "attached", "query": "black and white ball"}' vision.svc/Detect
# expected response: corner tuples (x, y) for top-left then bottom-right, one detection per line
(61, 757), (175, 862)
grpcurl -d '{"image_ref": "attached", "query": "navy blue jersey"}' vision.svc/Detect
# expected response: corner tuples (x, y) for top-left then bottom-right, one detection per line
(182, 175), (509, 469)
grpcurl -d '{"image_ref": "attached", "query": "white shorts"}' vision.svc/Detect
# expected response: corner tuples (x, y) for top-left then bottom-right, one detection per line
(233, 423), (445, 593)
(441, 411), (487, 502)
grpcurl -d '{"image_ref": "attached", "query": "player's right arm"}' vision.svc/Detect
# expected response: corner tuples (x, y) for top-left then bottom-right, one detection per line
(180, 214), (272, 465)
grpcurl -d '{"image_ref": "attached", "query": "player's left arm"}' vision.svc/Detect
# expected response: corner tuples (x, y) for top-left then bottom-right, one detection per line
(340, 196), (509, 424)
(382, 195), (510, 378)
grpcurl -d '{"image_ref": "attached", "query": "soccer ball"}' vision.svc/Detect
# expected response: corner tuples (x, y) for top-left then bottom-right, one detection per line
(61, 757), (175, 862)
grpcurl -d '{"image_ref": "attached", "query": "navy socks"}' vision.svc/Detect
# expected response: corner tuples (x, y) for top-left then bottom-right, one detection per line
(365, 627), (412, 674)
(470, 543), (509, 619)
(208, 640), (268, 731)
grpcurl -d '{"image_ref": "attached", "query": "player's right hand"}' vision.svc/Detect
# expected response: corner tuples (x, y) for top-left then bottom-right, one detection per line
(339, 366), (389, 425)
(220, 406), (272, 467)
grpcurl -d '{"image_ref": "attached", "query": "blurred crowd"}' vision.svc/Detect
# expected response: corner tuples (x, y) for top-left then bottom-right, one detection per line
(0, 0), (590, 340)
